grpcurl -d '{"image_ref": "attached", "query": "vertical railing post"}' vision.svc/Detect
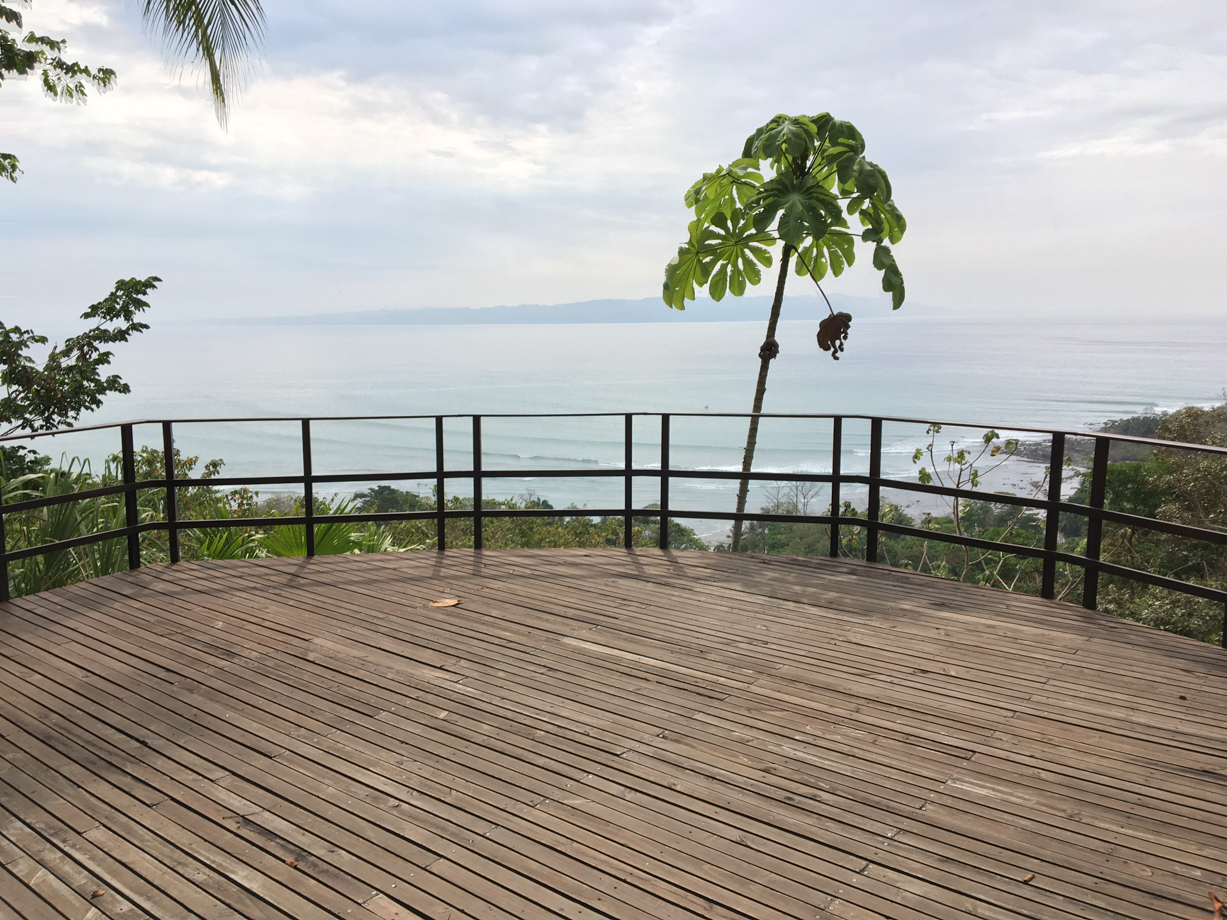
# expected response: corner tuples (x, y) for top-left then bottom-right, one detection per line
(829, 416), (842, 558)
(162, 421), (179, 564)
(472, 416), (483, 550)
(121, 424), (141, 570)
(301, 419), (315, 558)
(1082, 436), (1110, 609)
(1041, 431), (1065, 599)
(659, 414), (670, 550)
(0, 506), (9, 603)
(435, 416), (446, 552)
(624, 414), (633, 549)
(866, 418), (882, 564)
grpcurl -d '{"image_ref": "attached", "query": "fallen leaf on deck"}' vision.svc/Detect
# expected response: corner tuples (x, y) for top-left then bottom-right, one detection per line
(1210, 891), (1225, 920)
(430, 599), (461, 607)
(285, 858), (298, 868)
(90, 890), (106, 899)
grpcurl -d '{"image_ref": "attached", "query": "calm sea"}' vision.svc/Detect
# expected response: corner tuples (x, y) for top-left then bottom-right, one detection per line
(30, 313), (1227, 543)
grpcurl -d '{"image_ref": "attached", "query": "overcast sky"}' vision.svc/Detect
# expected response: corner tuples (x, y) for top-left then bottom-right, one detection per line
(4, 0), (1226, 326)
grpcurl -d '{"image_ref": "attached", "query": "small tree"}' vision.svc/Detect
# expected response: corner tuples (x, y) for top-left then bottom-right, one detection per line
(0, 277), (159, 437)
(663, 114), (907, 550)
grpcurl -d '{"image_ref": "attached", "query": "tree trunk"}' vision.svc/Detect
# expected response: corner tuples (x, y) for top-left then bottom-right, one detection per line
(730, 244), (793, 552)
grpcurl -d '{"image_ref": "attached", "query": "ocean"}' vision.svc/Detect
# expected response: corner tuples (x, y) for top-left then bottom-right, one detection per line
(24, 312), (1227, 544)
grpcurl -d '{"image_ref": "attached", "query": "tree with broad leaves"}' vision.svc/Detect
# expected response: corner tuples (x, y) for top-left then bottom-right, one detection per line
(662, 113), (908, 552)
(1, 277), (159, 437)
(1, 0), (264, 182)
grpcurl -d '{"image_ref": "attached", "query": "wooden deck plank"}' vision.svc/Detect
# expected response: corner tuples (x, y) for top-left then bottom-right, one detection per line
(1, 548), (1224, 919)
(33, 554), (1222, 917)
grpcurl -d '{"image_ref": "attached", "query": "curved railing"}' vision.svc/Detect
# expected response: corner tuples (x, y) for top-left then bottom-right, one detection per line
(2, 412), (1225, 643)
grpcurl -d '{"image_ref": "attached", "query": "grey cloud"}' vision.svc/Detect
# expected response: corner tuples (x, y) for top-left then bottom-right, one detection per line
(261, 0), (684, 125)
(4, 0), (1227, 328)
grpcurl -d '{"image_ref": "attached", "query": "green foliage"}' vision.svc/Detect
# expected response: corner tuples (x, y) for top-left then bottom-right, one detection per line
(1063, 460), (1166, 538)
(1100, 412), (1167, 439)
(0, 2), (116, 99)
(1090, 404), (1227, 643)
(635, 504), (710, 551)
(3, 455), (127, 596)
(354, 484), (428, 514)
(1, 0), (117, 182)
(0, 277), (159, 435)
(735, 410), (1227, 645)
(375, 494), (707, 552)
(737, 487), (1077, 601)
(732, 428), (1080, 602)
(0, 444), (49, 478)
(261, 497), (370, 557)
(734, 493), (917, 561)
(2, 449), (709, 599)
(190, 520), (264, 560)
(903, 427), (1076, 595)
(664, 112), (907, 311)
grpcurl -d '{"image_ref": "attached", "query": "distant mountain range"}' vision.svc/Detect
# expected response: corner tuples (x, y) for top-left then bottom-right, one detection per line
(223, 293), (932, 326)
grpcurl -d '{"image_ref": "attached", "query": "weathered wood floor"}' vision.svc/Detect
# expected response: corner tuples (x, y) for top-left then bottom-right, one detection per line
(0, 549), (1224, 920)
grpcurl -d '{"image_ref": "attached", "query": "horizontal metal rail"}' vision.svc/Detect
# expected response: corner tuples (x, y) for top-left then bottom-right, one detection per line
(5, 412), (1227, 456)
(8, 469), (1225, 548)
(2, 414), (1224, 646)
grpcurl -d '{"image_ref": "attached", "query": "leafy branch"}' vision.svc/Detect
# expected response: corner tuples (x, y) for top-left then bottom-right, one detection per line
(911, 425), (1080, 596)
(1, 0), (117, 182)
(0, 276), (160, 436)
(912, 425), (1021, 537)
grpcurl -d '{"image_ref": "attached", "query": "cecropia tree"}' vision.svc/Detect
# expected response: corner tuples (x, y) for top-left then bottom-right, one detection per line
(662, 113), (908, 551)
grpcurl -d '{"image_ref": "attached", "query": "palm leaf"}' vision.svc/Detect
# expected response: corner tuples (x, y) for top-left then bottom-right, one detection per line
(140, 0), (265, 128)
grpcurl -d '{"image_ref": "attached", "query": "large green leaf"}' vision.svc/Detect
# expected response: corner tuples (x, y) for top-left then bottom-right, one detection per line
(825, 232), (856, 277)
(662, 209), (775, 307)
(747, 171), (844, 246)
(853, 159), (891, 200)
(826, 119), (865, 157)
(873, 243), (906, 309)
(703, 209), (774, 301)
(684, 159), (763, 222)
(708, 262), (728, 301)
(662, 220), (719, 309)
(742, 114), (818, 162)
(883, 200), (907, 244)
(794, 241), (828, 281)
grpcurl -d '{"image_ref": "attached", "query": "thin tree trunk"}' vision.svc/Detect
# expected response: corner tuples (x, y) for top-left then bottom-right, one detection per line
(730, 244), (793, 552)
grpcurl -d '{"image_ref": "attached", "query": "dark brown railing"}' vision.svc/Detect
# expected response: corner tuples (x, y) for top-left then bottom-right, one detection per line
(2, 413), (1225, 644)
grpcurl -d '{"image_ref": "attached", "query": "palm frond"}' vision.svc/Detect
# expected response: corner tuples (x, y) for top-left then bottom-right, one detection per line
(140, 0), (264, 128)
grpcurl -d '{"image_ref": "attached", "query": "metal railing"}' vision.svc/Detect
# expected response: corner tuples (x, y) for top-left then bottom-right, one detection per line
(2, 412), (1225, 644)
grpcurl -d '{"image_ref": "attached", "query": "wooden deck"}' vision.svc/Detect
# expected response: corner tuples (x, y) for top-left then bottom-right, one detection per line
(0, 550), (1224, 920)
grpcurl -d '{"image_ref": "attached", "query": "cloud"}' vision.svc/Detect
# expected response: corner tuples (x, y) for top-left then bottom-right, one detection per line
(3, 0), (1227, 326)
